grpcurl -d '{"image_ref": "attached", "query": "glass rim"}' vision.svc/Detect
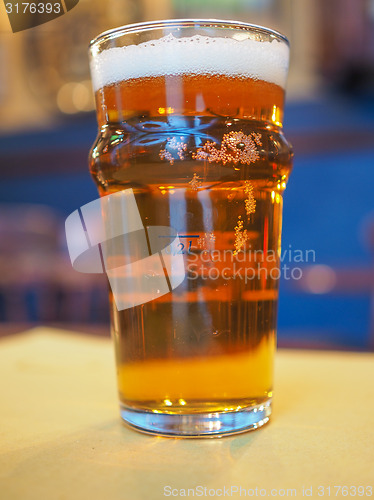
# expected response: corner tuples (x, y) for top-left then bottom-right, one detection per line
(89, 18), (289, 51)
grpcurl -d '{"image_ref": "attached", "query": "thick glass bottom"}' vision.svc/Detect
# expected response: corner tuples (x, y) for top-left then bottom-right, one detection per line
(120, 399), (271, 437)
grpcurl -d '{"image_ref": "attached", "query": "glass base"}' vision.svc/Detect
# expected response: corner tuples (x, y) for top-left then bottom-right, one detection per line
(120, 399), (271, 437)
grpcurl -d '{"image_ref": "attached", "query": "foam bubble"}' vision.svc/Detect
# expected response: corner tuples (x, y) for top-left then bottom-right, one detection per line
(90, 34), (289, 91)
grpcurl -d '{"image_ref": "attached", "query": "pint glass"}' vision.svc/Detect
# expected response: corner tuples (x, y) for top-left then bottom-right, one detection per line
(89, 19), (292, 436)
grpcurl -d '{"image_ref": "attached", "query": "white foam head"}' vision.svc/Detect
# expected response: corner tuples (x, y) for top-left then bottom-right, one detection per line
(90, 34), (289, 92)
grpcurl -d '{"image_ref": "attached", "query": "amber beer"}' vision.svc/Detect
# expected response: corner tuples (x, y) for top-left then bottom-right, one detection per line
(89, 20), (292, 436)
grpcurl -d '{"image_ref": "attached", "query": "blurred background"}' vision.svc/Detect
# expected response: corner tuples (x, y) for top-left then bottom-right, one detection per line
(0, 0), (374, 350)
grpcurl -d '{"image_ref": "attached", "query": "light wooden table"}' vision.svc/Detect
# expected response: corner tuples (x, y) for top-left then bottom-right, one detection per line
(0, 328), (373, 500)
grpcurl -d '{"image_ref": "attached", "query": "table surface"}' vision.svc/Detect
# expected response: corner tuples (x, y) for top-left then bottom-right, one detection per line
(0, 328), (373, 500)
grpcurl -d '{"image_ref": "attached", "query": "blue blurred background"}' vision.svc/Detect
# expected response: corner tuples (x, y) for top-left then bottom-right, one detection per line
(0, 0), (373, 350)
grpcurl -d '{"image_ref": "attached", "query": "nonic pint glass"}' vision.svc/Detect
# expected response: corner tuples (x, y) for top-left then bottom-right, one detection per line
(89, 19), (292, 436)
